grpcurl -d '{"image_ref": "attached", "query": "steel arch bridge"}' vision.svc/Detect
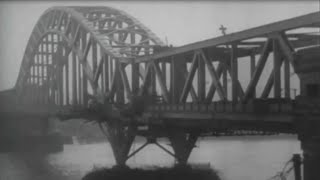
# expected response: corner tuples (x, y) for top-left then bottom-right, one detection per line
(1, 6), (320, 177)
(15, 6), (164, 106)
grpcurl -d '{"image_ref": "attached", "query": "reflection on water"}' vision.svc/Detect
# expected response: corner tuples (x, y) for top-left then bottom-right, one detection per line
(0, 135), (301, 180)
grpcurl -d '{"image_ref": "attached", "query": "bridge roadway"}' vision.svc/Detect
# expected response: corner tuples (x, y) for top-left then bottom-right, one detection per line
(0, 95), (317, 135)
(0, 6), (320, 179)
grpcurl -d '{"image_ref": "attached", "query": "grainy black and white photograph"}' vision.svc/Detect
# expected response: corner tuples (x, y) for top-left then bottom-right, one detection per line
(0, 1), (319, 180)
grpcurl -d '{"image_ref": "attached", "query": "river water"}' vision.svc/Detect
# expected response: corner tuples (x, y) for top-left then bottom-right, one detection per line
(0, 135), (301, 180)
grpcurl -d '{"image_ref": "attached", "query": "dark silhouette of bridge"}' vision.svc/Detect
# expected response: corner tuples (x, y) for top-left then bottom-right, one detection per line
(0, 6), (319, 179)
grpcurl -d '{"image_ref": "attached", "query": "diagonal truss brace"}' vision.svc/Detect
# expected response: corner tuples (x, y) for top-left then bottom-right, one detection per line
(243, 39), (272, 102)
(199, 49), (226, 100)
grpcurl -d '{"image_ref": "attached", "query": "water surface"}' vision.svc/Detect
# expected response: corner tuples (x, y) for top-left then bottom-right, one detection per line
(0, 135), (301, 180)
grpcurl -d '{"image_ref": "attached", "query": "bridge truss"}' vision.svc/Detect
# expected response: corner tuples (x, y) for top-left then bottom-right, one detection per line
(2, 6), (320, 168)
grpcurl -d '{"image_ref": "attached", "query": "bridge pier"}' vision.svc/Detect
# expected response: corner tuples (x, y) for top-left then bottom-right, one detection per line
(298, 120), (320, 180)
(301, 138), (320, 180)
(103, 121), (136, 167)
(101, 124), (199, 167)
(168, 129), (199, 165)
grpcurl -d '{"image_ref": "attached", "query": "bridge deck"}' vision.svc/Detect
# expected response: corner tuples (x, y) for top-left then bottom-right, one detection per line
(135, 97), (319, 134)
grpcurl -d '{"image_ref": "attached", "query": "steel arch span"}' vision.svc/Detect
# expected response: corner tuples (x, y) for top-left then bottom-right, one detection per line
(15, 6), (165, 107)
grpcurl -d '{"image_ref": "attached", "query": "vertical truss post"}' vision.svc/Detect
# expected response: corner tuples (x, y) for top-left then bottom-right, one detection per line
(30, 57), (37, 103)
(132, 63), (139, 95)
(115, 61), (124, 104)
(92, 42), (98, 95)
(171, 55), (186, 103)
(231, 44), (238, 102)
(284, 57), (290, 98)
(102, 121), (136, 167)
(168, 129), (199, 165)
(36, 46), (40, 104)
(31, 63), (35, 104)
(198, 55), (206, 102)
(72, 51), (77, 105)
(100, 56), (106, 94)
(65, 47), (69, 105)
(49, 34), (55, 104)
(51, 34), (57, 104)
(82, 32), (88, 106)
(45, 36), (49, 104)
(150, 64), (156, 95)
(130, 31), (138, 95)
(250, 53), (256, 98)
(43, 39), (47, 104)
(223, 61), (228, 99)
(33, 48), (37, 103)
(145, 45), (156, 96)
(161, 61), (167, 85)
(104, 54), (109, 94)
(78, 53), (82, 104)
(273, 39), (281, 98)
(109, 58), (114, 90)
(40, 43), (44, 104)
(57, 45), (64, 105)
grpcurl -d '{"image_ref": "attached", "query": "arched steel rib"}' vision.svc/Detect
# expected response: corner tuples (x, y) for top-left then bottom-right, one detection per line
(15, 6), (165, 94)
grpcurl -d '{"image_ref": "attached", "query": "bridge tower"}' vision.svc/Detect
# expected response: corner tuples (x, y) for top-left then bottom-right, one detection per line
(294, 46), (320, 180)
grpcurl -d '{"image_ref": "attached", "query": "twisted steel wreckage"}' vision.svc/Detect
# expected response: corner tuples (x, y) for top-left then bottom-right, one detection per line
(0, 6), (320, 179)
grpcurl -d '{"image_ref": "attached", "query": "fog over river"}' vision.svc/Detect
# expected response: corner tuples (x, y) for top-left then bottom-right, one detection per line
(0, 135), (301, 180)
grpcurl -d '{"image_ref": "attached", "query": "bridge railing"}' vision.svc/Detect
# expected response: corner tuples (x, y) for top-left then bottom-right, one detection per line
(146, 99), (295, 114)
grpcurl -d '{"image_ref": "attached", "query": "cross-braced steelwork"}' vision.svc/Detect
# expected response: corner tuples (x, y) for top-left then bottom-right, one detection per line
(1, 7), (320, 177)
(15, 6), (164, 107)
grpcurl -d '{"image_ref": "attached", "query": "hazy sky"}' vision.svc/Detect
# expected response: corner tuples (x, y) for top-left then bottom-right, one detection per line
(0, 1), (319, 90)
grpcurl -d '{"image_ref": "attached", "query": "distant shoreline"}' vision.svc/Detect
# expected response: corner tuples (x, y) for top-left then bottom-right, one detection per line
(199, 134), (297, 141)
(71, 134), (298, 146)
